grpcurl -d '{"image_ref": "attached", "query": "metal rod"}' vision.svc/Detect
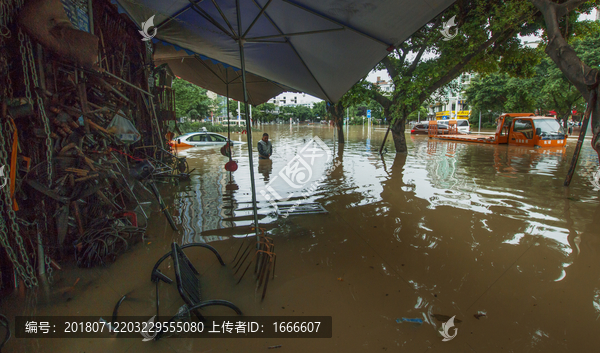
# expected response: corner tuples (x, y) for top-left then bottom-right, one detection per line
(194, 56), (228, 85)
(242, 0), (274, 38)
(37, 229), (45, 276)
(148, 181), (178, 231)
(237, 0), (260, 239)
(564, 89), (596, 186)
(188, 0), (237, 39)
(210, 0), (237, 37)
(148, 97), (166, 150)
(226, 71), (232, 160)
(249, 0), (332, 102)
(87, 0), (94, 35)
(243, 40), (287, 44)
(281, 0), (391, 47)
(101, 69), (154, 97)
(155, 0), (199, 30)
(379, 123), (391, 155)
(63, 63), (155, 97)
(246, 28), (344, 41)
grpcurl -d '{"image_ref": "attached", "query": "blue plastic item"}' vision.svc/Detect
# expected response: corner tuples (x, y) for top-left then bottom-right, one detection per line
(396, 318), (423, 324)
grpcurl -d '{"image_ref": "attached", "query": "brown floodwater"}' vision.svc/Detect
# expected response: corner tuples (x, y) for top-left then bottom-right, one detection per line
(2, 124), (600, 352)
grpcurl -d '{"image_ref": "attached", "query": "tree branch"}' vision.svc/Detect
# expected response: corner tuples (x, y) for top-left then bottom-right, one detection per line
(381, 56), (399, 81)
(419, 26), (513, 103)
(530, 0), (598, 97)
(406, 42), (428, 76)
(372, 90), (392, 111)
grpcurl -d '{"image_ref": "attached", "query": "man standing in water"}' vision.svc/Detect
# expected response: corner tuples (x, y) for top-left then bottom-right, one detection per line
(258, 133), (273, 160)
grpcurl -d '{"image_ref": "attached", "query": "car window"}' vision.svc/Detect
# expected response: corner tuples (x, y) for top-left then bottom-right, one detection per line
(211, 134), (227, 142)
(415, 125), (425, 129)
(513, 119), (532, 132)
(458, 120), (469, 127)
(188, 134), (212, 142)
(534, 119), (564, 134)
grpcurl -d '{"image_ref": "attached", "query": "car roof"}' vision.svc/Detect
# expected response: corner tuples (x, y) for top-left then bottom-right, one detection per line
(184, 131), (226, 135)
(183, 132), (230, 137)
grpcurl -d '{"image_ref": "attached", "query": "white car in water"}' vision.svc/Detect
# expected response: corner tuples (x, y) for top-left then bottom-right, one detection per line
(438, 119), (471, 134)
(170, 131), (243, 148)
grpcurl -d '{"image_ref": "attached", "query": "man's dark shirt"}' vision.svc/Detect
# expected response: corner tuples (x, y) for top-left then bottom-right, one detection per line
(258, 140), (272, 159)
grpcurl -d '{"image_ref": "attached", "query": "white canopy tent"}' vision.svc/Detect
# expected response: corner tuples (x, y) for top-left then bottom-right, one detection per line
(154, 41), (298, 106)
(114, 0), (455, 103)
(114, 0), (456, 234)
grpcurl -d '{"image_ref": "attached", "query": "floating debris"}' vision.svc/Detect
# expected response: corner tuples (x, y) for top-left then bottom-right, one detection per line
(431, 314), (462, 323)
(396, 318), (423, 324)
(474, 311), (487, 320)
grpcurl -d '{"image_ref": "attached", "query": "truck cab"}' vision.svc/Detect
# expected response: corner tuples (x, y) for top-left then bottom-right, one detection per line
(496, 114), (567, 147)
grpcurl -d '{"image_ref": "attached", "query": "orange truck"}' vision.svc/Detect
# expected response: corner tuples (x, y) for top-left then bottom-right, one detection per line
(428, 113), (567, 147)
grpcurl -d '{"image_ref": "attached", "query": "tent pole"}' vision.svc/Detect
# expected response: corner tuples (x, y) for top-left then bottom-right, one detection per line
(237, 0), (260, 239)
(226, 71), (232, 160)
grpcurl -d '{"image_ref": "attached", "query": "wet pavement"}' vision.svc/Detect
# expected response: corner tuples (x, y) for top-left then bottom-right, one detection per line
(2, 124), (600, 352)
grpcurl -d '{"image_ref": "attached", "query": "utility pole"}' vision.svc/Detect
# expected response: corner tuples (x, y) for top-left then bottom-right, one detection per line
(478, 111), (481, 133)
(455, 74), (462, 119)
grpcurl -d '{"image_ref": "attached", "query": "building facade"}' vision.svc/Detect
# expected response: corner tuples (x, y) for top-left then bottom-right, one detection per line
(428, 72), (474, 120)
(268, 92), (321, 108)
(374, 76), (394, 94)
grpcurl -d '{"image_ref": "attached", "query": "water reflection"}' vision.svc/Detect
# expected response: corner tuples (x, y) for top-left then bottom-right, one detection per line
(5, 125), (600, 353)
(172, 127), (598, 253)
(257, 159), (273, 183)
(167, 126), (600, 350)
(173, 147), (237, 243)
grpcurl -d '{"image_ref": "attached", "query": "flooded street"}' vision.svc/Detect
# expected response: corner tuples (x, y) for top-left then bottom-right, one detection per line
(2, 125), (600, 352)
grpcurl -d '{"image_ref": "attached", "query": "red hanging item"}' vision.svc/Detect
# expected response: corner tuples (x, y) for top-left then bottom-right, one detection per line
(220, 141), (231, 157)
(225, 160), (238, 172)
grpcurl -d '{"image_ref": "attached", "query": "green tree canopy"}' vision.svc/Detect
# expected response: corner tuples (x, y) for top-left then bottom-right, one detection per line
(355, 0), (594, 153)
(466, 26), (600, 124)
(281, 105), (313, 121)
(172, 78), (214, 119)
(253, 102), (278, 123)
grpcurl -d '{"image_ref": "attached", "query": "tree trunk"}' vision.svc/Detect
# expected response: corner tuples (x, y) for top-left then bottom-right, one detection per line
(530, 0), (599, 160)
(336, 123), (344, 144)
(391, 117), (408, 153)
(327, 102), (345, 144)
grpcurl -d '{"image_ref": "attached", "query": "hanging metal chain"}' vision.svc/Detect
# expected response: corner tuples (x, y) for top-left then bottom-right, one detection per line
(0, 218), (31, 287)
(0, 120), (37, 287)
(19, 29), (53, 185)
(40, 207), (52, 283)
(0, 0), (39, 288)
(1, 54), (14, 98)
(18, 30), (32, 103)
(45, 255), (53, 283)
(0, 0), (15, 99)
